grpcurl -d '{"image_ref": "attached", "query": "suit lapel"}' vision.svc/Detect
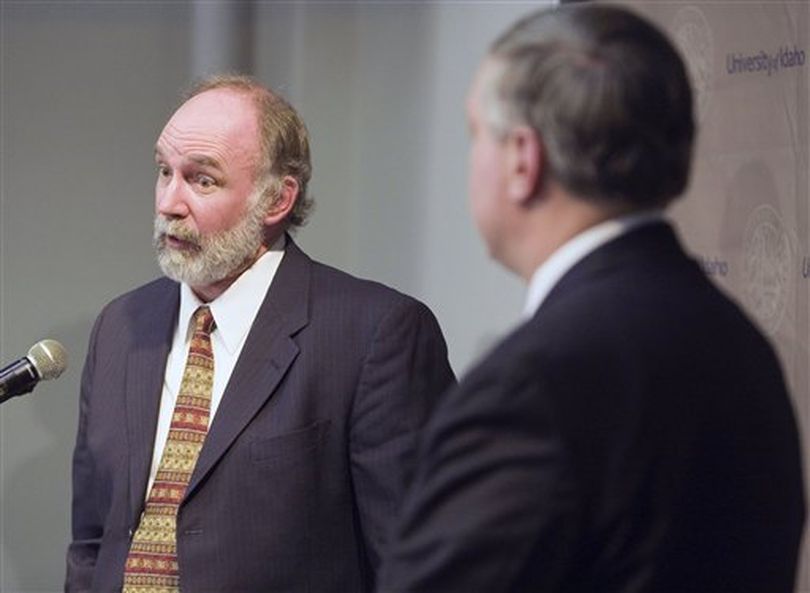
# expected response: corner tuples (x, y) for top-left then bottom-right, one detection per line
(186, 238), (311, 499)
(125, 280), (179, 524)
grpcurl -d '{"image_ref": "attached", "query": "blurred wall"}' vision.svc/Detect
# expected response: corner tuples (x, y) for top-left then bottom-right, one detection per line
(253, 2), (532, 370)
(1, 1), (808, 592)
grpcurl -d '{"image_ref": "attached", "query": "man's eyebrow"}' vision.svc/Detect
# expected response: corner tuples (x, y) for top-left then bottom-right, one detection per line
(152, 147), (223, 171)
(189, 154), (224, 170)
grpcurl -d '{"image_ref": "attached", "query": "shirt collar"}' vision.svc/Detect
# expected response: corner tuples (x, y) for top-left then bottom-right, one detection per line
(178, 235), (286, 352)
(523, 210), (665, 319)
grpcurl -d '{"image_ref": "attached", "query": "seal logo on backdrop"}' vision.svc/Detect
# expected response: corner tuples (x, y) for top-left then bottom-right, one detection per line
(673, 6), (714, 123)
(742, 204), (795, 336)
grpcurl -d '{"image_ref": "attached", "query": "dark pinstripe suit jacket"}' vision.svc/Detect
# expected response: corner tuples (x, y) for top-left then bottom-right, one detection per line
(66, 238), (455, 593)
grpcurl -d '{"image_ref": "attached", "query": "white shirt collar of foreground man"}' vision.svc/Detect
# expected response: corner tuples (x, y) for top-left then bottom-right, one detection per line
(523, 210), (665, 319)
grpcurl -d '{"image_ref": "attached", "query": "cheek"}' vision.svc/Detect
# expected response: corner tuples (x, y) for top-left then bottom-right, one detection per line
(468, 144), (499, 206)
(468, 176), (492, 241)
(196, 195), (250, 236)
(468, 144), (487, 206)
(154, 186), (163, 213)
(194, 207), (228, 235)
(467, 142), (504, 249)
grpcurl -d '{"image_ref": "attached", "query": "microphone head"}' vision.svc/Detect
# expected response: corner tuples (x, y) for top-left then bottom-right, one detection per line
(27, 339), (67, 381)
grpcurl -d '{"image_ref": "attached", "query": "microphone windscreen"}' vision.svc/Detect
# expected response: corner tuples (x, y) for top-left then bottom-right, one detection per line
(27, 339), (67, 380)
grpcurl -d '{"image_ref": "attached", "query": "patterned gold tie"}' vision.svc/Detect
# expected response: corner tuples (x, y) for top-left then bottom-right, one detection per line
(123, 306), (216, 593)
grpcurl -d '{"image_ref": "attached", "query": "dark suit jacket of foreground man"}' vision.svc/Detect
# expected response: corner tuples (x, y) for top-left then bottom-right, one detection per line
(66, 238), (455, 593)
(380, 222), (805, 593)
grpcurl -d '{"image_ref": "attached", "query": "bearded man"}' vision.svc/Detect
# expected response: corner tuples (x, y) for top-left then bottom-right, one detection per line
(65, 75), (455, 593)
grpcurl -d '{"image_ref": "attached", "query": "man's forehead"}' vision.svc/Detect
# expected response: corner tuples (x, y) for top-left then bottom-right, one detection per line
(467, 64), (490, 118)
(474, 59), (501, 92)
(168, 89), (256, 136)
(156, 88), (260, 163)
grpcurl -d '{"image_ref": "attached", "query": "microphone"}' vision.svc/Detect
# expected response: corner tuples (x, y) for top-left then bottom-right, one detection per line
(0, 339), (67, 404)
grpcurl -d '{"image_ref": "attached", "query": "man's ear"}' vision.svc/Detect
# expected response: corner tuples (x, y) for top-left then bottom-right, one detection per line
(504, 126), (543, 205)
(263, 176), (299, 226)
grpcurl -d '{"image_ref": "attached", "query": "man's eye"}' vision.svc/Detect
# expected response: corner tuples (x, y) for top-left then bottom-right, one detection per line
(197, 174), (216, 189)
(157, 165), (170, 178)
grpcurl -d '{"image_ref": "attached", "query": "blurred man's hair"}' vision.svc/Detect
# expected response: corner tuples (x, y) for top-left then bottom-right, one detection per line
(485, 4), (694, 207)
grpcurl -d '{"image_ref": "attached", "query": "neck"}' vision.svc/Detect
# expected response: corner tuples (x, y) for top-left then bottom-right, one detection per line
(510, 188), (640, 282)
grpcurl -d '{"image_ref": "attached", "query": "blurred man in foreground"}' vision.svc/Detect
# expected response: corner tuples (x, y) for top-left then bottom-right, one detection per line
(379, 5), (805, 592)
(66, 75), (455, 592)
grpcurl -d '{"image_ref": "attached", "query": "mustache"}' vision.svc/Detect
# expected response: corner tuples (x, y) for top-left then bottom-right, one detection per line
(154, 216), (202, 248)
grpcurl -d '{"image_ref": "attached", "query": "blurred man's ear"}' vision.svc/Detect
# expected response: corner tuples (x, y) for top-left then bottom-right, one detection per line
(264, 176), (299, 226)
(504, 126), (543, 205)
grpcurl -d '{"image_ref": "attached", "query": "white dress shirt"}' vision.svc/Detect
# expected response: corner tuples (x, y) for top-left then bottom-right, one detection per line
(146, 237), (286, 495)
(523, 211), (665, 319)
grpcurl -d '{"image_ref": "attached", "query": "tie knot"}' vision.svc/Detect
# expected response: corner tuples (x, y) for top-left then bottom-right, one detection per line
(193, 306), (216, 335)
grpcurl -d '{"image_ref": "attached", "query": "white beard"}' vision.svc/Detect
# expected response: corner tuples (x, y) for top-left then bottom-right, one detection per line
(154, 189), (268, 287)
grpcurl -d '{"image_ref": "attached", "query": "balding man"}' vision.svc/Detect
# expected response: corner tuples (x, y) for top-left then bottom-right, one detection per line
(66, 76), (454, 593)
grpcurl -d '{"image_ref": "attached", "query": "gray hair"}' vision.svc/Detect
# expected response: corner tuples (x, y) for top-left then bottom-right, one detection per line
(484, 4), (695, 207)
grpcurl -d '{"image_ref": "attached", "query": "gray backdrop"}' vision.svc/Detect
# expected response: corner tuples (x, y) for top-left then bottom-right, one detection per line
(1, 1), (807, 592)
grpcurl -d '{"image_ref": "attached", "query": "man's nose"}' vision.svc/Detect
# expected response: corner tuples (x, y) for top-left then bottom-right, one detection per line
(156, 177), (191, 218)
